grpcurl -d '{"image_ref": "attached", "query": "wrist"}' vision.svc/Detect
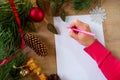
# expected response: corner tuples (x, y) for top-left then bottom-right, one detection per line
(85, 38), (95, 47)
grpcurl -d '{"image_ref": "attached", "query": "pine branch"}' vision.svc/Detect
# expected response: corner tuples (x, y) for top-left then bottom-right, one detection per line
(0, 0), (33, 50)
(0, 0), (33, 80)
(49, 0), (65, 16)
(70, 0), (92, 10)
(0, 53), (26, 80)
(70, 0), (100, 10)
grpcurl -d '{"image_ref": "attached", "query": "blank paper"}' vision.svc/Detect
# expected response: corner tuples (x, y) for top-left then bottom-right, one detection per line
(54, 15), (107, 80)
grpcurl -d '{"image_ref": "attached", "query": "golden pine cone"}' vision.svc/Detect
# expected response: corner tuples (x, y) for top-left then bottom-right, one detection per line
(24, 33), (48, 56)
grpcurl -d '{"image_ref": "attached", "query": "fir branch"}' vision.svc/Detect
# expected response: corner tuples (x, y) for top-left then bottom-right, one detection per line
(0, 30), (15, 59)
(36, 0), (45, 11)
(0, 0), (33, 80)
(0, 0), (33, 49)
(49, 0), (65, 16)
(70, 0), (93, 10)
(0, 53), (26, 80)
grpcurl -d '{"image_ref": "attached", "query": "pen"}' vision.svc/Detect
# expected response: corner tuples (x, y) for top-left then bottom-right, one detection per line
(70, 27), (95, 36)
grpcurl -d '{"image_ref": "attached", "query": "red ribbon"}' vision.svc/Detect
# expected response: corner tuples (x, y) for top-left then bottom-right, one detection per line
(0, 0), (25, 65)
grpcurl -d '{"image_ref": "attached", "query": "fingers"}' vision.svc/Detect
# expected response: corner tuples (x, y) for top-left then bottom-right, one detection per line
(69, 19), (85, 40)
(68, 19), (95, 46)
(69, 28), (78, 40)
(69, 19), (88, 30)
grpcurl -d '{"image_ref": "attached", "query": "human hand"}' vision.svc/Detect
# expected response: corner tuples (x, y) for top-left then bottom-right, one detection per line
(69, 19), (95, 46)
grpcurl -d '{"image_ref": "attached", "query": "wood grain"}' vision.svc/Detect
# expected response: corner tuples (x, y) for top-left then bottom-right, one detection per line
(103, 0), (120, 59)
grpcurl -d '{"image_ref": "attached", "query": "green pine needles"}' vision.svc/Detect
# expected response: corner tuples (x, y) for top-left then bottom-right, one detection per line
(71, 0), (101, 10)
(0, 0), (33, 79)
(71, 0), (92, 10)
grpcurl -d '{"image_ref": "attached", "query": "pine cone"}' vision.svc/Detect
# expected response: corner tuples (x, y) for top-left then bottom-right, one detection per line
(24, 33), (48, 56)
(47, 74), (61, 80)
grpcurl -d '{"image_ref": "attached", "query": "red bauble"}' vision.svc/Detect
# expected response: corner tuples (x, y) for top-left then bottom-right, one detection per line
(29, 7), (44, 22)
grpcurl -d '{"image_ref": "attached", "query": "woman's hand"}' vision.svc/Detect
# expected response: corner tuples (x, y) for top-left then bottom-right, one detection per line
(69, 19), (95, 46)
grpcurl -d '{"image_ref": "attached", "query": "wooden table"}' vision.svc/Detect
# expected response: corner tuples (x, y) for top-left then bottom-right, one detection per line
(24, 0), (120, 79)
(103, 0), (120, 59)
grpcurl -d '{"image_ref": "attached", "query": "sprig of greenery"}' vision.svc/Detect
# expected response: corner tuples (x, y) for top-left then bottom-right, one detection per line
(70, 0), (92, 10)
(50, 0), (65, 16)
(0, 53), (26, 80)
(0, 0), (33, 80)
(70, 0), (101, 11)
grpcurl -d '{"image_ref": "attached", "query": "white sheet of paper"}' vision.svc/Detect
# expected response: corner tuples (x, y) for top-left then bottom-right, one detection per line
(54, 15), (107, 80)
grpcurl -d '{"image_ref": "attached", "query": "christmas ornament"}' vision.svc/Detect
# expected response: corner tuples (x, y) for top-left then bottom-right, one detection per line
(26, 58), (48, 79)
(13, 58), (43, 77)
(26, 58), (42, 75)
(29, 7), (44, 22)
(89, 6), (106, 23)
(38, 73), (47, 80)
(20, 68), (30, 77)
(24, 33), (48, 56)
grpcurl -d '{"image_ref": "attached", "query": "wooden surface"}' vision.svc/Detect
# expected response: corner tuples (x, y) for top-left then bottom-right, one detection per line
(24, 0), (120, 79)
(103, 0), (120, 59)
